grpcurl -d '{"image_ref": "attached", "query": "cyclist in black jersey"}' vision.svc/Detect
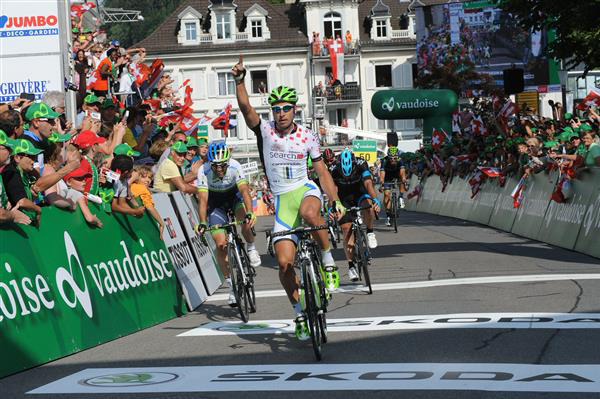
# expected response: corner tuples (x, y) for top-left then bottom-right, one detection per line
(330, 149), (380, 281)
(379, 146), (407, 226)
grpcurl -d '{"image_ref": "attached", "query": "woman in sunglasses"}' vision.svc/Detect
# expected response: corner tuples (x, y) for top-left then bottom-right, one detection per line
(232, 55), (345, 341)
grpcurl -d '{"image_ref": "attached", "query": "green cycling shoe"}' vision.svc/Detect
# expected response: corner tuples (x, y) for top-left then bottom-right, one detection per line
(294, 315), (310, 341)
(324, 265), (340, 291)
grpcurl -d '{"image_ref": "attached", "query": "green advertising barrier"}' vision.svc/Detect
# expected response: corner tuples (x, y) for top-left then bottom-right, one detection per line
(538, 170), (596, 249)
(489, 176), (520, 232)
(574, 169), (600, 258)
(511, 172), (557, 241)
(0, 205), (185, 378)
(371, 89), (458, 141)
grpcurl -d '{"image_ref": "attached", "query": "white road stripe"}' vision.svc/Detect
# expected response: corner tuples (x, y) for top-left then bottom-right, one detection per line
(206, 273), (600, 302)
(177, 313), (600, 337)
(29, 363), (600, 393)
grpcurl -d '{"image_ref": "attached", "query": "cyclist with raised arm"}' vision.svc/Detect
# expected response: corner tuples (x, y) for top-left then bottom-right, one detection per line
(196, 141), (260, 307)
(330, 149), (380, 281)
(379, 146), (407, 226)
(233, 55), (345, 341)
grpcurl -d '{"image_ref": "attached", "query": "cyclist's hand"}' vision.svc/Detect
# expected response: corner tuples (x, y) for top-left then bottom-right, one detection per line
(245, 212), (257, 228)
(333, 200), (346, 221)
(231, 55), (246, 82)
(195, 222), (208, 236)
(371, 198), (381, 214)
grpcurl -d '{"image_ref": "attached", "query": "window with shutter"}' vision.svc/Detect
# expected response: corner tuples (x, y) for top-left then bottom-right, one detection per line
(401, 62), (413, 88)
(366, 63), (375, 90)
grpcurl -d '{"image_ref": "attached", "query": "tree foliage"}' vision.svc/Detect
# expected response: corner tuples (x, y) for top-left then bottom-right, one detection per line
(102, 0), (184, 48)
(499, 0), (600, 75)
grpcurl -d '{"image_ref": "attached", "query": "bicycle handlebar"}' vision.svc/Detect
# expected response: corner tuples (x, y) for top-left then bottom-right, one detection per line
(270, 224), (329, 238)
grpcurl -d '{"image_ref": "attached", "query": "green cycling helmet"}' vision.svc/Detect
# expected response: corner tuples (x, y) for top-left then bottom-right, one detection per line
(388, 146), (399, 157)
(268, 85), (298, 106)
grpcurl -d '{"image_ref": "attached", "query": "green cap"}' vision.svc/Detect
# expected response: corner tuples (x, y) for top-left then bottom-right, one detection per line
(197, 137), (208, 146)
(563, 126), (574, 133)
(171, 141), (188, 154)
(25, 102), (60, 121)
(485, 146), (495, 153)
(48, 132), (72, 143)
(580, 123), (592, 132)
(543, 141), (559, 148)
(102, 98), (116, 109)
(569, 133), (581, 141)
(514, 137), (526, 144)
(84, 93), (101, 105)
(564, 112), (573, 120)
(186, 136), (199, 147)
(496, 135), (505, 141)
(114, 143), (141, 157)
(0, 129), (16, 152)
(530, 127), (538, 133)
(13, 139), (43, 156)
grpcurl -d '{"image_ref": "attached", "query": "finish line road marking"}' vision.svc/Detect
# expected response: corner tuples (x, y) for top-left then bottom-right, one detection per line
(28, 363), (600, 394)
(206, 273), (600, 302)
(177, 313), (600, 337)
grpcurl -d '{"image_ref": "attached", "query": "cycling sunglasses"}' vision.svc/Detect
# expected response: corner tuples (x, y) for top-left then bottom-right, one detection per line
(211, 162), (228, 170)
(272, 105), (294, 114)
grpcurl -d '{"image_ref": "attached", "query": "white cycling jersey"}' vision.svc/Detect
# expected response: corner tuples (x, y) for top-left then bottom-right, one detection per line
(252, 120), (321, 196)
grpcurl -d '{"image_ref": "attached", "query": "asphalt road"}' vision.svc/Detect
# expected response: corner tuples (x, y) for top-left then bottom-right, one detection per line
(3, 211), (600, 398)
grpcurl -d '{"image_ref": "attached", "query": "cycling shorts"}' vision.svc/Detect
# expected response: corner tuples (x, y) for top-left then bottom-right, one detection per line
(273, 181), (322, 245)
(338, 193), (372, 225)
(207, 192), (244, 235)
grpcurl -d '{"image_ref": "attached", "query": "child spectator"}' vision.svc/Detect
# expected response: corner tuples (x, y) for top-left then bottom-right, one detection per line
(109, 154), (145, 217)
(63, 167), (103, 228)
(130, 165), (164, 239)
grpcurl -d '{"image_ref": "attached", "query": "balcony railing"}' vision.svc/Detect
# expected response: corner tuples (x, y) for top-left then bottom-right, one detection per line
(199, 33), (212, 43)
(313, 84), (361, 102)
(391, 29), (413, 39)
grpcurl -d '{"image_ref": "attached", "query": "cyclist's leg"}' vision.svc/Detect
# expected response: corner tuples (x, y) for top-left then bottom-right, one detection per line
(274, 239), (299, 304)
(234, 200), (261, 267)
(383, 186), (392, 211)
(208, 207), (229, 277)
(359, 195), (378, 249)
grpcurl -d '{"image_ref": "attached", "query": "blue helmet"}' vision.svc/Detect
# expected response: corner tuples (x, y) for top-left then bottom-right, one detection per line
(207, 141), (231, 163)
(340, 149), (354, 177)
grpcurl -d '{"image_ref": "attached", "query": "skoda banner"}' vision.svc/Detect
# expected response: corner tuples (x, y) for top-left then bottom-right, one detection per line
(170, 191), (223, 295)
(152, 193), (208, 309)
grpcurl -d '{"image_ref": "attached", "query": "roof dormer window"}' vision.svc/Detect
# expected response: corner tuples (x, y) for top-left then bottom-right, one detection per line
(244, 4), (270, 41)
(177, 6), (202, 45)
(375, 19), (387, 38)
(216, 13), (232, 39)
(369, 0), (391, 40)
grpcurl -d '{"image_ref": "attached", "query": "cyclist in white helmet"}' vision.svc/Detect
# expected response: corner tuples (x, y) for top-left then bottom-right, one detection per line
(196, 140), (259, 307)
(232, 55), (345, 341)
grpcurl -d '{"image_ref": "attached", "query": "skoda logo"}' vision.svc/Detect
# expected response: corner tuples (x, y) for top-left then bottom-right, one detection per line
(81, 372), (178, 387)
(216, 322), (290, 332)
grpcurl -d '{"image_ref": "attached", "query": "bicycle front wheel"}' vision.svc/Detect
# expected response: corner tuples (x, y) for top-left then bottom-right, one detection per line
(228, 244), (249, 322)
(356, 228), (373, 295)
(391, 192), (398, 233)
(301, 259), (323, 361)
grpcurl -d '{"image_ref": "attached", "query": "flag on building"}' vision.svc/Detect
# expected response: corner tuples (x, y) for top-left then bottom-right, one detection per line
(328, 38), (345, 83)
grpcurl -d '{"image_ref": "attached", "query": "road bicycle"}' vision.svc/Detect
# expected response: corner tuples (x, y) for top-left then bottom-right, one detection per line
(383, 180), (402, 233)
(204, 213), (256, 323)
(346, 205), (374, 294)
(271, 225), (330, 361)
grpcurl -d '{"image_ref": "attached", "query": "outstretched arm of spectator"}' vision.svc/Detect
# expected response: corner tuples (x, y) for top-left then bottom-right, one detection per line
(15, 198), (41, 226)
(167, 176), (197, 194)
(183, 160), (202, 183)
(33, 158), (80, 194)
(146, 205), (164, 240)
(77, 197), (103, 228)
(111, 196), (145, 217)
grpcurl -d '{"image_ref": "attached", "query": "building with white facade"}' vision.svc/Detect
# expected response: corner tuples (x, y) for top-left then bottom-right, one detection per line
(138, 0), (426, 161)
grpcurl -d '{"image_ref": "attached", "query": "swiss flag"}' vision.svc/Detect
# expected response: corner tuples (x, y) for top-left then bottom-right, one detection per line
(211, 103), (234, 137)
(431, 129), (446, 150)
(471, 115), (487, 136)
(498, 100), (518, 119)
(511, 177), (526, 208)
(478, 167), (501, 178)
(576, 88), (600, 111)
(328, 38), (345, 83)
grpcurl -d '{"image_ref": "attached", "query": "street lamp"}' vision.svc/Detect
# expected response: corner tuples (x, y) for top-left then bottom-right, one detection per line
(557, 60), (569, 117)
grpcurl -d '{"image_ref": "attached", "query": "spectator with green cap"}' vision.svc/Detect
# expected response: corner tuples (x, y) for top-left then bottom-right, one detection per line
(153, 141), (197, 194)
(76, 93), (102, 129)
(21, 102), (60, 169)
(0, 133), (31, 225)
(581, 131), (600, 167)
(182, 136), (201, 178)
(0, 129), (16, 173)
(1, 139), (44, 225)
(114, 143), (140, 158)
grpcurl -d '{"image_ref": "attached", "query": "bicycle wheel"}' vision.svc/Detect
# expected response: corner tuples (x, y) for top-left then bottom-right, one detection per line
(228, 244), (249, 322)
(301, 259), (322, 361)
(240, 243), (257, 313)
(391, 192), (398, 233)
(328, 223), (338, 249)
(356, 228), (373, 295)
(266, 232), (275, 258)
